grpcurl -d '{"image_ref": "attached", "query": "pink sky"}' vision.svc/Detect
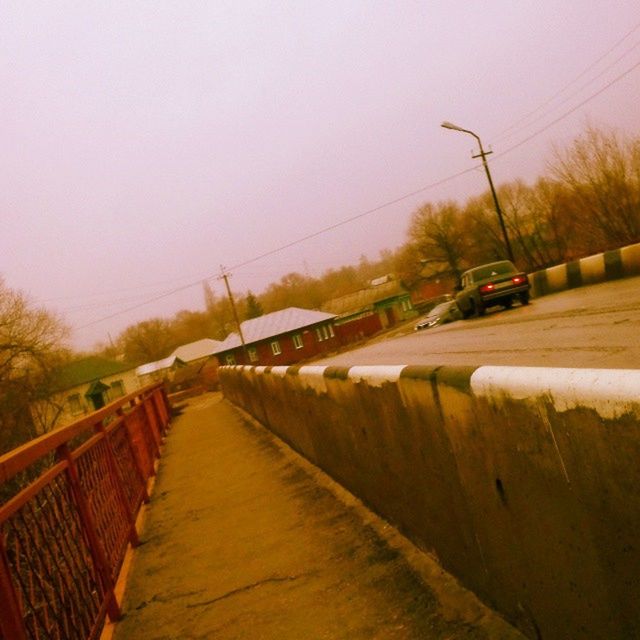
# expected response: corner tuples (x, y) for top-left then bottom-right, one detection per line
(2, 1), (639, 350)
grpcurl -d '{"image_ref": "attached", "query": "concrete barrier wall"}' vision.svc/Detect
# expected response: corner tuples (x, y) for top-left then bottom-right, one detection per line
(220, 364), (640, 640)
(529, 241), (640, 298)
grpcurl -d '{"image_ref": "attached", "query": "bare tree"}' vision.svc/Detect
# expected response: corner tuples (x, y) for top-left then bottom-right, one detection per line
(118, 318), (175, 364)
(495, 179), (575, 271)
(408, 201), (469, 280)
(0, 279), (69, 453)
(551, 125), (640, 249)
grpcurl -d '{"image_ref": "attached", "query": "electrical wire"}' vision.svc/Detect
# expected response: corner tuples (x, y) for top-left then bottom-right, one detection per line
(492, 57), (640, 161)
(494, 38), (640, 145)
(492, 20), (640, 142)
(74, 164), (478, 330)
(73, 55), (640, 332)
(66, 23), (640, 313)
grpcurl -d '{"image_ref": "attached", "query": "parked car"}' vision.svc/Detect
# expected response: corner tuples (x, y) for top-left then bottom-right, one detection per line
(455, 260), (530, 318)
(414, 300), (462, 330)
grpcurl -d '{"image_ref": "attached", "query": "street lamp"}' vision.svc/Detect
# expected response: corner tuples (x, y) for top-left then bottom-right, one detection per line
(441, 121), (514, 262)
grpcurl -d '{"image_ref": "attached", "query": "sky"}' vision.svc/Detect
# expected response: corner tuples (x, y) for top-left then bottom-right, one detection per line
(1, 1), (640, 351)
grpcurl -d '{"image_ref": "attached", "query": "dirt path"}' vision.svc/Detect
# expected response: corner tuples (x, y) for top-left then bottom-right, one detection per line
(112, 393), (522, 640)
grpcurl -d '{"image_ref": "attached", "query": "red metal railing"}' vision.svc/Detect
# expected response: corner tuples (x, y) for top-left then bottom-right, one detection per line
(0, 383), (170, 640)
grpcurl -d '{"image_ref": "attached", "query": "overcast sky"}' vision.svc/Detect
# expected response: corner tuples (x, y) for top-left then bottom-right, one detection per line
(2, 1), (640, 350)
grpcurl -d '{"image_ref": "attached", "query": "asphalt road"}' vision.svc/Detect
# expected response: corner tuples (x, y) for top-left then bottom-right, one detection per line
(317, 275), (640, 370)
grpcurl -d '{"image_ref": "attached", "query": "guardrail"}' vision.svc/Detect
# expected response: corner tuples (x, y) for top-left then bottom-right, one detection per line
(0, 383), (170, 640)
(529, 240), (640, 298)
(220, 364), (640, 639)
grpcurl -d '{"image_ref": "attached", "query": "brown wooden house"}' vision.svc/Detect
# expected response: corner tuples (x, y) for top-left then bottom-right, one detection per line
(214, 307), (338, 366)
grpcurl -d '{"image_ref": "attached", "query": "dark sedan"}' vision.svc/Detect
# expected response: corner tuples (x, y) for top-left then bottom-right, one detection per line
(455, 260), (530, 318)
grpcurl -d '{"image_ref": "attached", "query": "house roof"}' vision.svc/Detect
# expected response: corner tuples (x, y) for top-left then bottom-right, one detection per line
(54, 357), (136, 392)
(170, 338), (223, 363)
(171, 362), (205, 385)
(215, 307), (335, 352)
(321, 279), (408, 317)
(135, 355), (185, 377)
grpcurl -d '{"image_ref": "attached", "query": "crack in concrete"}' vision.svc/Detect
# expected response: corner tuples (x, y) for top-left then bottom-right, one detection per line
(185, 573), (311, 609)
(135, 589), (206, 610)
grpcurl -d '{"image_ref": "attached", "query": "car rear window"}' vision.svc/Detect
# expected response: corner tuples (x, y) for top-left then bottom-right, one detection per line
(471, 261), (516, 282)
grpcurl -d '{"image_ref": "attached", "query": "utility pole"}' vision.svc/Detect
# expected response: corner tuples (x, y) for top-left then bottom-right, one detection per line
(220, 266), (248, 361)
(441, 121), (515, 262)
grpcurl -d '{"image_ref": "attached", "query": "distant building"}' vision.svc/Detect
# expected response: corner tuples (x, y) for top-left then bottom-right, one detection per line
(32, 356), (140, 430)
(214, 307), (338, 366)
(170, 338), (224, 365)
(167, 338), (223, 393)
(322, 277), (415, 344)
(410, 275), (456, 312)
(135, 355), (185, 386)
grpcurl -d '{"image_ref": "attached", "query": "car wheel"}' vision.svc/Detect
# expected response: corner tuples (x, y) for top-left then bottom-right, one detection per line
(519, 291), (530, 305)
(470, 299), (485, 317)
(458, 301), (472, 319)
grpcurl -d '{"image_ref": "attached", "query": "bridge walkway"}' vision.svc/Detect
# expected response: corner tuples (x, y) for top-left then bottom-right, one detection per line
(109, 392), (521, 640)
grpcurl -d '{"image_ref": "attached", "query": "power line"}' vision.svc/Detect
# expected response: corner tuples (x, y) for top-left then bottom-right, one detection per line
(493, 56), (640, 160)
(494, 38), (640, 145)
(492, 20), (640, 142)
(74, 55), (640, 333)
(74, 165), (478, 331)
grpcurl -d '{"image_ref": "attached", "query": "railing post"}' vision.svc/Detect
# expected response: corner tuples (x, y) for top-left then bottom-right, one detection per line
(160, 386), (171, 430)
(121, 414), (151, 504)
(149, 391), (165, 438)
(0, 531), (27, 640)
(95, 418), (140, 547)
(56, 444), (121, 623)
(142, 400), (162, 457)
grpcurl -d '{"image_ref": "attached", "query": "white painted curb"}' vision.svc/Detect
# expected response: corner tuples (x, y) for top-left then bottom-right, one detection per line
(470, 366), (640, 419)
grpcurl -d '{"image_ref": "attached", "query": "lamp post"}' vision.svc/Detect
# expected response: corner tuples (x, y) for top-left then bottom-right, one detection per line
(441, 121), (514, 262)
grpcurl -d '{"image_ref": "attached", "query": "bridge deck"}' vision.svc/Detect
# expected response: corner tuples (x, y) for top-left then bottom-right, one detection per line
(110, 392), (521, 639)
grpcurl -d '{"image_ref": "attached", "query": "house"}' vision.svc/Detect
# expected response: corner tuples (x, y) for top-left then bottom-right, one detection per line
(167, 338), (223, 393)
(135, 355), (185, 386)
(321, 276), (416, 344)
(32, 356), (141, 430)
(170, 338), (223, 365)
(214, 307), (338, 366)
(409, 274), (456, 312)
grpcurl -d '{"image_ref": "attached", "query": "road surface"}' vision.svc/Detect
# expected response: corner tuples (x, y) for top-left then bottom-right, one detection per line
(318, 276), (640, 369)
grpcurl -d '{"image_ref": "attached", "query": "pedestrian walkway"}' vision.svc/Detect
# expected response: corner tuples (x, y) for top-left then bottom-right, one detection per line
(110, 393), (521, 640)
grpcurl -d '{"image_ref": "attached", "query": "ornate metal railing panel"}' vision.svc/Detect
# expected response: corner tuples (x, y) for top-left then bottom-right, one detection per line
(0, 383), (170, 640)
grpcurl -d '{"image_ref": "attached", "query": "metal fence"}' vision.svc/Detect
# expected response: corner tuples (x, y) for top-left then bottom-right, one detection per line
(0, 383), (170, 640)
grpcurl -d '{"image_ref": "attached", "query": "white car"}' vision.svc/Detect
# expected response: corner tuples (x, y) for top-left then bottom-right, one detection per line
(414, 300), (462, 330)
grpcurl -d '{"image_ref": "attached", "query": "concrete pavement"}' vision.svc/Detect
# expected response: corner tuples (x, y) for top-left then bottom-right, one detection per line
(111, 393), (522, 640)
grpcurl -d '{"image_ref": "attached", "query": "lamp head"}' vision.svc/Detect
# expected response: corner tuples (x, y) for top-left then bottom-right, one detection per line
(441, 121), (465, 132)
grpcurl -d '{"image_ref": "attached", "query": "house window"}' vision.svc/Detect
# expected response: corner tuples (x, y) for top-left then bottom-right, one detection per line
(401, 299), (412, 312)
(328, 324), (335, 338)
(315, 327), (323, 342)
(248, 347), (258, 362)
(225, 354), (236, 365)
(292, 333), (303, 349)
(270, 340), (282, 356)
(68, 394), (83, 416)
(110, 380), (125, 398)
(321, 325), (329, 340)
